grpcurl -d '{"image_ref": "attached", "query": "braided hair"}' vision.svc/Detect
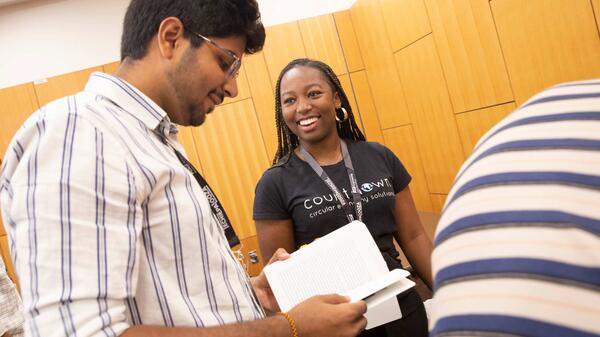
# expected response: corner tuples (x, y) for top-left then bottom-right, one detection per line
(272, 58), (366, 165)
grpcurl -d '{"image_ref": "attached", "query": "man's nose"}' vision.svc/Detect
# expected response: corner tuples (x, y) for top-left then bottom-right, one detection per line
(223, 77), (239, 98)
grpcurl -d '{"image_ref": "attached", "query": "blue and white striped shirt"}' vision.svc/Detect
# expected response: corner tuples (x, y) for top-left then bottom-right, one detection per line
(430, 79), (600, 337)
(0, 72), (264, 337)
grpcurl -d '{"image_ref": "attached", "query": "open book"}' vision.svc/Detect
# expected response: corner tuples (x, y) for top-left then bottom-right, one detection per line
(264, 221), (415, 329)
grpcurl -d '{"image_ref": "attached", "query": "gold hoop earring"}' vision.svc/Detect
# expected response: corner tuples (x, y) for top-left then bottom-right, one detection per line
(336, 107), (349, 123)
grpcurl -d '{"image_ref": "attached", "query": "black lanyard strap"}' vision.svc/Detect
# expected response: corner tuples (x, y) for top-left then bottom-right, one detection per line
(300, 140), (362, 223)
(165, 138), (240, 248)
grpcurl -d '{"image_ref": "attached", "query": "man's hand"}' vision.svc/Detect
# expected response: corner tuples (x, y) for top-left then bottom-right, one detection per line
(288, 294), (367, 337)
(251, 248), (290, 313)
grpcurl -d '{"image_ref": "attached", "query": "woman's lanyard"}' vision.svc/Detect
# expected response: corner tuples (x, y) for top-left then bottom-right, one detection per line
(300, 139), (363, 223)
(161, 135), (240, 248)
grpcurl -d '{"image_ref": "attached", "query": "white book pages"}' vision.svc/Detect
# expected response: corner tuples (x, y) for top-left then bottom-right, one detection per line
(264, 221), (415, 329)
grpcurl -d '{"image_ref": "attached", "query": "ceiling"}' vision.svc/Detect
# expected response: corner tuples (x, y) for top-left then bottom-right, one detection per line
(0, 0), (358, 26)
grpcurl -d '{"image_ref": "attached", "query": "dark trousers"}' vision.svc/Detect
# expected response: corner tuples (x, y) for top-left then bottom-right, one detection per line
(358, 289), (428, 337)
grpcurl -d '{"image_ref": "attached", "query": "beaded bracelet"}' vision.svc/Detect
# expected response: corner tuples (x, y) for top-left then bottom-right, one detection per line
(277, 311), (298, 337)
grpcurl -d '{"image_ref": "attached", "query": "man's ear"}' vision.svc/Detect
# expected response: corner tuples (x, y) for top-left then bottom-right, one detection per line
(157, 17), (186, 60)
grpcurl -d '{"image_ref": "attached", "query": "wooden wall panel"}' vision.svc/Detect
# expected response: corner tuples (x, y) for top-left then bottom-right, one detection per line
(0, 235), (18, 287)
(235, 235), (264, 277)
(430, 194), (447, 213)
(102, 61), (120, 74)
(594, 0), (600, 35)
(425, 0), (513, 113)
(191, 99), (270, 239)
(0, 83), (39, 157)
(262, 22), (307, 86)
(492, 0), (600, 104)
(394, 36), (465, 193)
(223, 63), (252, 105)
(34, 66), (103, 107)
(344, 71), (384, 144)
(244, 52), (277, 162)
(455, 102), (516, 156)
(351, 0), (411, 129)
(381, 0), (431, 51)
(333, 10), (365, 72)
(383, 125), (433, 212)
(337, 73), (358, 124)
(299, 14), (347, 75)
(178, 126), (204, 174)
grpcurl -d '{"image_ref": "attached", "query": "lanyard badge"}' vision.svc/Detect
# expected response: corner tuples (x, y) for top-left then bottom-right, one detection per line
(163, 136), (240, 248)
(300, 140), (363, 223)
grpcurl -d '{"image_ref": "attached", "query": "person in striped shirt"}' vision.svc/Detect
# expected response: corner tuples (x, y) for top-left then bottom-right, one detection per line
(0, 1), (367, 336)
(430, 79), (600, 337)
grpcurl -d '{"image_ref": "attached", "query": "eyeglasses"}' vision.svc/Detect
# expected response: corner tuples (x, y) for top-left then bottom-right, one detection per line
(185, 28), (241, 80)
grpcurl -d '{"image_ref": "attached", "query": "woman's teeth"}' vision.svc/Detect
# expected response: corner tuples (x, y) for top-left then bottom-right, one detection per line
(299, 117), (318, 126)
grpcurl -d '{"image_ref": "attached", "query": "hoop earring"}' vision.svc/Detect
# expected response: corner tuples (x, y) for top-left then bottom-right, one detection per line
(336, 107), (349, 123)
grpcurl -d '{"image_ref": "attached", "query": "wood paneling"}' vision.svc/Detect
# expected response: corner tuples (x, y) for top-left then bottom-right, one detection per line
(223, 63), (252, 105)
(337, 73), (358, 126)
(262, 22), (307, 86)
(333, 10), (365, 72)
(383, 125), (434, 212)
(234, 235), (264, 277)
(425, 0), (513, 112)
(102, 61), (120, 74)
(191, 99), (270, 239)
(394, 36), (465, 193)
(345, 71), (384, 144)
(594, 0), (600, 35)
(34, 66), (103, 107)
(381, 0), (431, 51)
(299, 14), (347, 75)
(0, 235), (18, 287)
(492, 0), (600, 104)
(455, 102), (516, 156)
(244, 52), (277, 162)
(177, 126), (204, 174)
(0, 83), (39, 156)
(430, 194), (447, 214)
(351, 0), (411, 128)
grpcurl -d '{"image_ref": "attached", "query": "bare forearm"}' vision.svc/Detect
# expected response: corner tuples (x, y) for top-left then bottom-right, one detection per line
(402, 233), (433, 289)
(121, 316), (290, 337)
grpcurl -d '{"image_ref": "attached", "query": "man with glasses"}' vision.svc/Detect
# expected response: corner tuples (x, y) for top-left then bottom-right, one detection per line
(0, 1), (367, 336)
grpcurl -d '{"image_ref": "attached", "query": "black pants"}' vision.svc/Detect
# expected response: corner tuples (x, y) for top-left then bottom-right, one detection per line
(358, 289), (428, 337)
(359, 251), (429, 337)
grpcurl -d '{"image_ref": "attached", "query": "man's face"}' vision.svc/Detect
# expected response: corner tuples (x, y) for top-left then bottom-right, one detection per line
(167, 35), (246, 126)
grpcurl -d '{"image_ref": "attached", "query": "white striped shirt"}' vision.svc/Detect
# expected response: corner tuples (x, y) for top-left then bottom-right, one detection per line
(0, 255), (23, 337)
(430, 79), (600, 337)
(0, 72), (264, 337)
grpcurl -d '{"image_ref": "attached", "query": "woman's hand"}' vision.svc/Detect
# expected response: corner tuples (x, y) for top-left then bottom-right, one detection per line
(251, 248), (291, 313)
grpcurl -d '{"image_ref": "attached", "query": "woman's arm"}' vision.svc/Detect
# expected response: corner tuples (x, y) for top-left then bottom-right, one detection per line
(255, 219), (295, 262)
(393, 187), (433, 289)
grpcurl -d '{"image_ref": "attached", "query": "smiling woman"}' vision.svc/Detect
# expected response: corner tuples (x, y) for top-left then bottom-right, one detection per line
(253, 58), (434, 337)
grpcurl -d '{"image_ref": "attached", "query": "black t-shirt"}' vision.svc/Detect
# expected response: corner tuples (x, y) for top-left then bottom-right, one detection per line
(253, 140), (411, 259)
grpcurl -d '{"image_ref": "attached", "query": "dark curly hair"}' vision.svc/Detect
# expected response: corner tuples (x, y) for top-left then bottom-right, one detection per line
(272, 58), (366, 165)
(121, 0), (265, 60)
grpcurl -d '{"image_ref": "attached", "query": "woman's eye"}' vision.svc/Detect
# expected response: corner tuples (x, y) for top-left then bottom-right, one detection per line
(283, 97), (295, 105)
(308, 91), (322, 97)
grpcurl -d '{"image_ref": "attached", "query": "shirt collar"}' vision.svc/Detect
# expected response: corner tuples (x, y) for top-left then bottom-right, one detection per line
(84, 72), (178, 137)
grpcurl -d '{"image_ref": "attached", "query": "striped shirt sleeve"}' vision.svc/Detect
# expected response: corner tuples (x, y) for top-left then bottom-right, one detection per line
(430, 80), (600, 337)
(1, 96), (142, 337)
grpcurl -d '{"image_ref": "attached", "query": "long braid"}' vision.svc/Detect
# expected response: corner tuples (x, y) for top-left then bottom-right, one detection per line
(272, 58), (366, 165)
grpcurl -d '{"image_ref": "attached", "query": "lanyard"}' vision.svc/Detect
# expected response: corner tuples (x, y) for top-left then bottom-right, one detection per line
(300, 140), (362, 223)
(163, 137), (240, 248)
